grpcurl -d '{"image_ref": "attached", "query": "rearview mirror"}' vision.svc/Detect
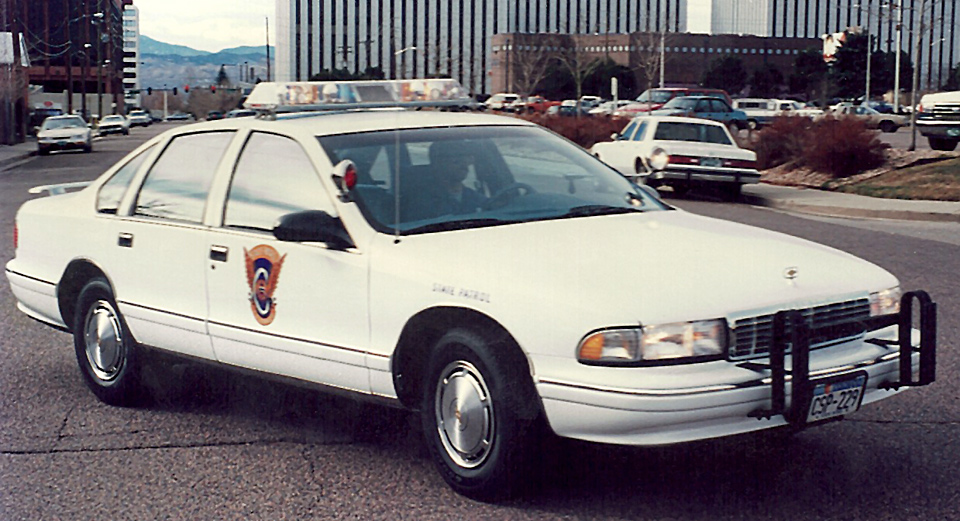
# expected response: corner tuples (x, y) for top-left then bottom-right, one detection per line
(273, 210), (355, 250)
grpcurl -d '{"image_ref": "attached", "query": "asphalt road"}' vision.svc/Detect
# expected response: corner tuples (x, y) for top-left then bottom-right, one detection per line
(1, 127), (957, 520)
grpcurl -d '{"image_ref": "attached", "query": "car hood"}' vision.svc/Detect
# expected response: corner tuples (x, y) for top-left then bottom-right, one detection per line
(385, 210), (897, 330)
(38, 127), (89, 138)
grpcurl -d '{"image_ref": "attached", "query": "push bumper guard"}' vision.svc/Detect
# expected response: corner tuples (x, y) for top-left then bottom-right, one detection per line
(749, 290), (936, 427)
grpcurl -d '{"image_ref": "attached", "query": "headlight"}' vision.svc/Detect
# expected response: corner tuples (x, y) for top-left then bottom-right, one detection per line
(73, 134), (86, 140)
(577, 319), (727, 364)
(648, 148), (669, 171)
(870, 286), (901, 316)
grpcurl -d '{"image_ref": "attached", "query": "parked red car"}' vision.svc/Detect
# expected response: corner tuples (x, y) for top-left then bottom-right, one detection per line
(616, 88), (732, 116)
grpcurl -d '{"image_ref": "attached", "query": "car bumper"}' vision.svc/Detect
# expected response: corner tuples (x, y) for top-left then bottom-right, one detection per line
(534, 297), (935, 446)
(648, 166), (761, 185)
(37, 139), (89, 152)
(916, 121), (960, 138)
(98, 127), (125, 135)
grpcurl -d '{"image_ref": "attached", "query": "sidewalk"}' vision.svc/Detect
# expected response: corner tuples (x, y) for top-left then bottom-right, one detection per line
(0, 140), (36, 169)
(741, 183), (960, 223)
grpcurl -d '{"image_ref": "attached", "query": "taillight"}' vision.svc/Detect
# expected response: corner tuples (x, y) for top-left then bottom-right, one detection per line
(724, 159), (757, 169)
(669, 155), (700, 165)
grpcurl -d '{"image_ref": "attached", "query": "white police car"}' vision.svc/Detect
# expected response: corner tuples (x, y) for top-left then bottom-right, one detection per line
(6, 79), (936, 500)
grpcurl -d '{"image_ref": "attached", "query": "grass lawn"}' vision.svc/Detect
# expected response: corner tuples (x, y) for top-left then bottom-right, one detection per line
(834, 157), (960, 201)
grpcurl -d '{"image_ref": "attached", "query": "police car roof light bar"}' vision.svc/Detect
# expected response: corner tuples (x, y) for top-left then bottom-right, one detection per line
(243, 78), (474, 116)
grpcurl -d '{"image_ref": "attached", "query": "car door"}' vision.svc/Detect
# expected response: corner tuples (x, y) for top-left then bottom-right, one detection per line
(107, 131), (236, 360)
(204, 131), (371, 392)
(709, 99), (734, 124)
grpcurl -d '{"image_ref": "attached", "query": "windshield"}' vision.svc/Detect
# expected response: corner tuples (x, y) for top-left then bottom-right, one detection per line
(636, 90), (675, 104)
(318, 125), (668, 235)
(103, 116), (123, 122)
(41, 117), (85, 130)
(662, 97), (698, 110)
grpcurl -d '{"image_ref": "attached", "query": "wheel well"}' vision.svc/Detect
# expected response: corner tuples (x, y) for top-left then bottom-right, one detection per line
(392, 307), (538, 418)
(57, 260), (109, 331)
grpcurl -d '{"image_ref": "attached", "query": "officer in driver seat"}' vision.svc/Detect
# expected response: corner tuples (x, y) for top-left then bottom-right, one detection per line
(429, 142), (487, 215)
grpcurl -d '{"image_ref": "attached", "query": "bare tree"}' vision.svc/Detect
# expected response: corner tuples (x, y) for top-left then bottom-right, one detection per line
(510, 34), (563, 98)
(554, 35), (602, 110)
(632, 31), (677, 91)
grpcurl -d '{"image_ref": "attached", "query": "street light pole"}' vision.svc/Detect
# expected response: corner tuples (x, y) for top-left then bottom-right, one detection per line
(893, 1), (903, 112)
(95, 3), (103, 120)
(864, 8), (872, 104)
(908, 0), (926, 151)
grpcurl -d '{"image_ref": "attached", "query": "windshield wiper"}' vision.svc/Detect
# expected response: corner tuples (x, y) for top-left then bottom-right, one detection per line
(560, 205), (643, 218)
(404, 218), (506, 234)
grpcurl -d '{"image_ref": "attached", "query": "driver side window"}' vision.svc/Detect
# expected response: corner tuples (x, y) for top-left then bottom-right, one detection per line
(224, 133), (333, 232)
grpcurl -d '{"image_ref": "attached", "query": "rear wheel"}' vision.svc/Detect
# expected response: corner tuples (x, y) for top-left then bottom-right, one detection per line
(73, 277), (145, 406)
(879, 120), (897, 133)
(420, 328), (540, 501)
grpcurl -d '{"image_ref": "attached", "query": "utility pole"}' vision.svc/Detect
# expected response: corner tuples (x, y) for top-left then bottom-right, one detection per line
(96, 0), (103, 120)
(65, 0), (73, 113)
(265, 17), (271, 82)
(893, 1), (903, 112)
(864, 8), (872, 104)
(908, 0), (926, 151)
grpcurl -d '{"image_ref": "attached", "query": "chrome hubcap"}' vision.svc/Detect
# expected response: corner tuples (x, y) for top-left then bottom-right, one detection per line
(435, 360), (494, 469)
(83, 300), (125, 382)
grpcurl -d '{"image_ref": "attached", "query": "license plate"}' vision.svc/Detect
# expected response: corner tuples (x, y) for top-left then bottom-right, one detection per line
(947, 129), (960, 137)
(57, 140), (68, 146)
(806, 372), (867, 423)
(699, 157), (722, 167)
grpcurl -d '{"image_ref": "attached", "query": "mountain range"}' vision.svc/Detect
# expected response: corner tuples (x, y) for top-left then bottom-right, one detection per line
(138, 35), (275, 90)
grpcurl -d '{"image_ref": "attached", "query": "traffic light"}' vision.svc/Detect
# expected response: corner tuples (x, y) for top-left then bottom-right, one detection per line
(147, 87), (152, 95)
(184, 85), (189, 93)
(173, 87), (178, 96)
(210, 85), (216, 93)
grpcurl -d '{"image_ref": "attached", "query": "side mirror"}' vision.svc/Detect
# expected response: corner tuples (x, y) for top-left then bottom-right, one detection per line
(33, 126), (40, 133)
(273, 210), (355, 250)
(330, 159), (357, 201)
(636, 183), (663, 201)
(610, 132), (620, 141)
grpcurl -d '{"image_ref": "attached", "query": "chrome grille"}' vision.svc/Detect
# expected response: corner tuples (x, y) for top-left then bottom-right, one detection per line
(730, 299), (871, 360)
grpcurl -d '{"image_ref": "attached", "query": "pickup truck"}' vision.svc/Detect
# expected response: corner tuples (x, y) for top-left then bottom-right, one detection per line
(916, 91), (960, 151)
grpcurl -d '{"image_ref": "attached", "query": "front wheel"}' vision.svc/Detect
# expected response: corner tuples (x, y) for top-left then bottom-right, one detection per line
(879, 120), (897, 133)
(420, 328), (540, 501)
(73, 277), (145, 406)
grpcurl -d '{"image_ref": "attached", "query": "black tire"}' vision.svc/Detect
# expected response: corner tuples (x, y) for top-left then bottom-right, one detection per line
(879, 120), (897, 133)
(746, 119), (759, 131)
(84, 143), (92, 153)
(928, 137), (959, 152)
(721, 182), (742, 201)
(73, 277), (145, 406)
(37, 148), (49, 156)
(420, 328), (540, 501)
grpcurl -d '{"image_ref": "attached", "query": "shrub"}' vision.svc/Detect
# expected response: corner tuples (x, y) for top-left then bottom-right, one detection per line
(751, 115), (815, 170)
(749, 114), (889, 178)
(803, 116), (888, 178)
(516, 113), (629, 149)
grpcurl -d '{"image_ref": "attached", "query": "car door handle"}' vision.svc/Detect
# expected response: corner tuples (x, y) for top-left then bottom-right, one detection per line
(210, 245), (229, 262)
(118, 232), (133, 248)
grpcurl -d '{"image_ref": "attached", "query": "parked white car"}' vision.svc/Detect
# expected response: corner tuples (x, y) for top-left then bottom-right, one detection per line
(916, 91), (960, 151)
(483, 93), (519, 111)
(591, 115), (759, 198)
(7, 79), (937, 501)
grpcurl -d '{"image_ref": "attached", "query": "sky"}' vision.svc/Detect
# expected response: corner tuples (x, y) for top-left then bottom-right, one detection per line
(134, 0), (275, 53)
(134, 0), (712, 53)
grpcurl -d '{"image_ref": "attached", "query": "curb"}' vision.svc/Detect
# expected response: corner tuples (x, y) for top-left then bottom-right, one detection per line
(0, 149), (35, 170)
(740, 192), (960, 223)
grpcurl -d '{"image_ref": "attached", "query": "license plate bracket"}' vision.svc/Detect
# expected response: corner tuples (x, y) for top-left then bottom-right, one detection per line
(806, 371), (868, 424)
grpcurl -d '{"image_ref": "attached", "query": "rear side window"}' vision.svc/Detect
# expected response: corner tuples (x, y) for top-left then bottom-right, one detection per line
(97, 145), (154, 214)
(135, 132), (234, 223)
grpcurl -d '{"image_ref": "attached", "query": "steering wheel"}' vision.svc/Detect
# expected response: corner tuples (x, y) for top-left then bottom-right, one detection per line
(481, 183), (536, 210)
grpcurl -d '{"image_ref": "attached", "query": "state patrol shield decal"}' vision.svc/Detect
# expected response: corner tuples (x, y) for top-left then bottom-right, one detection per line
(244, 245), (287, 325)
